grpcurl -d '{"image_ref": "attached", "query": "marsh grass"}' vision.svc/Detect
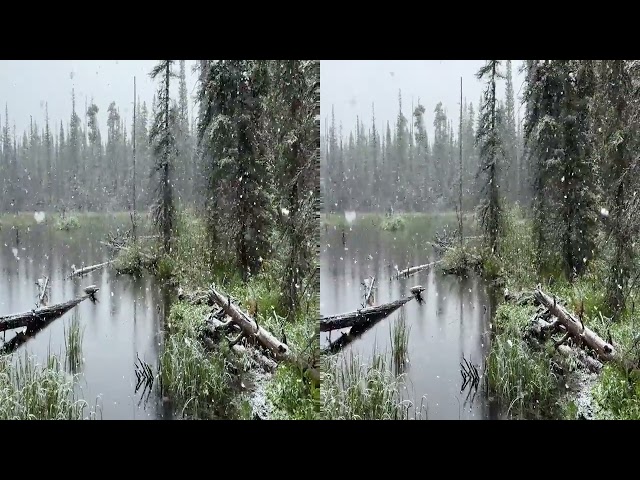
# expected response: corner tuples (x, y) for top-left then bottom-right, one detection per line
(486, 327), (560, 417)
(390, 310), (410, 374)
(64, 313), (84, 372)
(151, 212), (319, 419)
(381, 216), (406, 232)
(113, 243), (144, 276)
(159, 302), (239, 419)
(0, 351), (95, 419)
(55, 215), (80, 231)
(321, 349), (426, 420)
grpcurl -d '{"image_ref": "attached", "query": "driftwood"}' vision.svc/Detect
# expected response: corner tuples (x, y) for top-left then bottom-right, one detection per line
(320, 286), (424, 333)
(362, 276), (375, 306)
(36, 276), (49, 306)
(66, 261), (113, 279)
(534, 287), (617, 362)
(394, 261), (442, 279)
(208, 285), (319, 384)
(0, 290), (98, 333)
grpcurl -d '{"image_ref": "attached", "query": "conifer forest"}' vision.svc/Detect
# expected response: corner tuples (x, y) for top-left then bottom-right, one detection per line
(0, 60), (319, 420)
(321, 60), (640, 420)
(5, 59), (640, 421)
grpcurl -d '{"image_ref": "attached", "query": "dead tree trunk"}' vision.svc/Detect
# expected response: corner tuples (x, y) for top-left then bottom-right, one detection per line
(534, 287), (617, 362)
(66, 261), (113, 279)
(395, 260), (442, 279)
(363, 276), (375, 306)
(37, 276), (49, 306)
(321, 287), (424, 332)
(0, 290), (98, 333)
(208, 285), (319, 384)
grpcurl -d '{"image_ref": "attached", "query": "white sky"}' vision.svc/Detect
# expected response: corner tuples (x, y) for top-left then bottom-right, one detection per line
(0, 60), (199, 139)
(321, 60), (527, 141)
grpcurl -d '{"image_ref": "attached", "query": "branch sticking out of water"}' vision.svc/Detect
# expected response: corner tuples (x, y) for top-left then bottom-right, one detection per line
(460, 355), (480, 393)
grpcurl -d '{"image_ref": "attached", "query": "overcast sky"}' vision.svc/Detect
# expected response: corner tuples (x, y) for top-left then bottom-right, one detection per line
(321, 60), (527, 141)
(0, 60), (199, 140)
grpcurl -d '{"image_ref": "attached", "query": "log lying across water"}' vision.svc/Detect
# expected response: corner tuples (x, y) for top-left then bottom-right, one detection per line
(208, 285), (319, 384)
(0, 289), (98, 333)
(66, 261), (113, 279)
(320, 286), (425, 333)
(394, 260), (442, 279)
(534, 287), (617, 363)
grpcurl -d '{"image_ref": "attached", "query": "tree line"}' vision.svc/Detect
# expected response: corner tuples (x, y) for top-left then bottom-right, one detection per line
(0, 60), (196, 214)
(321, 61), (527, 214)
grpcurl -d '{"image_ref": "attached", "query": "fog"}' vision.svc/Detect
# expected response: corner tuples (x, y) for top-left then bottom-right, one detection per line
(321, 60), (526, 138)
(0, 60), (199, 135)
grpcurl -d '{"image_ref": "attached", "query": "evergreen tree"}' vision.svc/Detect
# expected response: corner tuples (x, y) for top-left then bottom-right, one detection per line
(476, 60), (504, 255)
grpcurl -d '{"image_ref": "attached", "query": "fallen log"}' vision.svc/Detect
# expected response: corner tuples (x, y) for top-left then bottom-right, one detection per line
(394, 261), (442, 279)
(556, 345), (603, 374)
(320, 286), (425, 333)
(322, 311), (389, 354)
(0, 289), (98, 333)
(534, 287), (617, 362)
(208, 284), (319, 384)
(66, 261), (113, 279)
(362, 276), (375, 306)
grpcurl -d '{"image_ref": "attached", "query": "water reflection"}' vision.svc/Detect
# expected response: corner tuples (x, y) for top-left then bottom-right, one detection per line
(321, 218), (500, 420)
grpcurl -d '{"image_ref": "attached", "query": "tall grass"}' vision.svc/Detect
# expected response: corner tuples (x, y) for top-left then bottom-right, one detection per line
(159, 302), (237, 419)
(0, 352), (95, 419)
(390, 310), (410, 374)
(321, 349), (425, 420)
(64, 313), (84, 372)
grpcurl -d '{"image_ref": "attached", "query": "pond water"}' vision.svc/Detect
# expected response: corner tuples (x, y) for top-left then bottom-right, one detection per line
(320, 214), (504, 420)
(0, 214), (173, 420)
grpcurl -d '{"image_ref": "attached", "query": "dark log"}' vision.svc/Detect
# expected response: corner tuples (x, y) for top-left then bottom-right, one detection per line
(0, 289), (98, 333)
(320, 286), (424, 333)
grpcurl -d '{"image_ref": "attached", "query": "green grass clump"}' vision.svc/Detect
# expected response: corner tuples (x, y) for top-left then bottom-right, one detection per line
(441, 244), (482, 275)
(593, 364), (640, 419)
(266, 364), (320, 419)
(64, 313), (84, 372)
(159, 301), (238, 419)
(486, 303), (560, 418)
(0, 352), (95, 420)
(56, 215), (80, 231)
(321, 350), (422, 420)
(113, 244), (144, 276)
(381, 216), (406, 232)
(390, 310), (410, 373)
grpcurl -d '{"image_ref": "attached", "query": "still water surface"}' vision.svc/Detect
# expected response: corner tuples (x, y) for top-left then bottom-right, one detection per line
(0, 214), (173, 419)
(320, 214), (503, 419)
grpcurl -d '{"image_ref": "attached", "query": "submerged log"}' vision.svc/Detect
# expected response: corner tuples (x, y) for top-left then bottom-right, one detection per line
(534, 287), (617, 362)
(208, 285), (319, 384)
(394, 260), (442, 279)
(320, 286), (425, 333)
(0, 289), (98, 333)
(66, 261), (113, 279)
